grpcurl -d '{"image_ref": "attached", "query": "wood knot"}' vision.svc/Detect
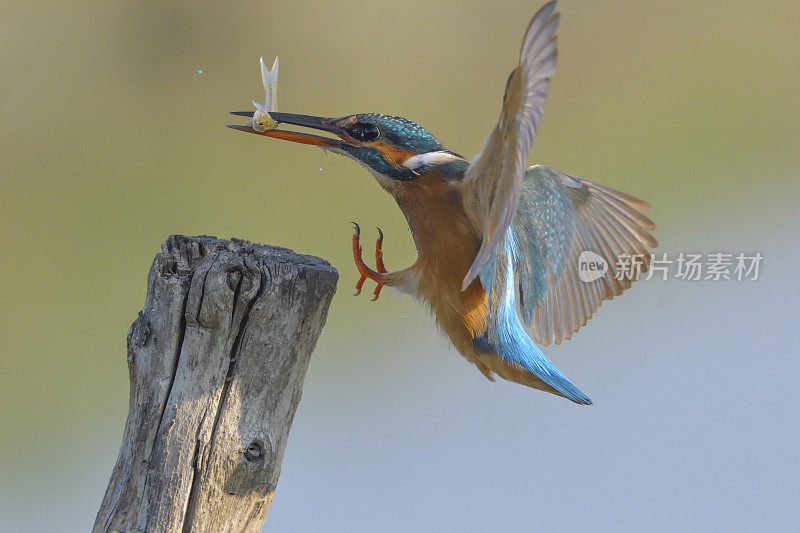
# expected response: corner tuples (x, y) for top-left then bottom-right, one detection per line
(244, 441), (265, 462)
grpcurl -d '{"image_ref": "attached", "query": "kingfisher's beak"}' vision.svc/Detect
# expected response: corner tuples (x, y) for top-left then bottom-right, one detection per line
(227, 112), (351, 149)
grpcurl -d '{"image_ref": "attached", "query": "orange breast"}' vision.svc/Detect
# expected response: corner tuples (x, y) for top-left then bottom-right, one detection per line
(386, 173), (489, 354)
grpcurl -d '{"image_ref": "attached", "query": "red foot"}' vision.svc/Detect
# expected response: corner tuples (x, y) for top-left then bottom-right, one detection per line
(352, 222), (387, 301)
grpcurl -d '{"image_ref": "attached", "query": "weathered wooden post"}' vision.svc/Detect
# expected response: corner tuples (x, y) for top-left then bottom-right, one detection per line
(94, 235), (338, 532)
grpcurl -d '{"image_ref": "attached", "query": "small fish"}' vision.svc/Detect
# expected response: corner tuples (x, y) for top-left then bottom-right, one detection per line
(248, 56), (279, 132)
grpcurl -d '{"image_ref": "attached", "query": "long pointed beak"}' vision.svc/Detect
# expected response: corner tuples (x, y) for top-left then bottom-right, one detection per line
(227, 112), (351, 149)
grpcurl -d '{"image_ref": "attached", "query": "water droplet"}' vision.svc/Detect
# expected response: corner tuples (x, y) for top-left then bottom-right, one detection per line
(317, 167), (323, 171)
(196, 68), (203, 75)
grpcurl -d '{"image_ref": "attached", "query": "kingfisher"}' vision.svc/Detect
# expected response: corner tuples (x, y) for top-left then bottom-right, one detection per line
(228, 1), (656, 404)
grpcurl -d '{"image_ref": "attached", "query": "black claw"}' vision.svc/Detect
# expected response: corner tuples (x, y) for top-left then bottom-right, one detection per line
(351, 221), (360, 236)
(376, 227), (383, 241)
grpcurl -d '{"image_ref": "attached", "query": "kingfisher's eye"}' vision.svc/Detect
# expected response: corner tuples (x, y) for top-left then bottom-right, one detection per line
(349, 124), (380, 141)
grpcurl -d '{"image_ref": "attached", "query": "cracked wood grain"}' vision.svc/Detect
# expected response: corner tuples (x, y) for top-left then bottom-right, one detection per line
(94, 235), (338, 533)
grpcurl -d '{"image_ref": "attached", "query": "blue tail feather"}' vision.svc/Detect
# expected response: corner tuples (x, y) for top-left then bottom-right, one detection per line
(477, 230), (592, 405)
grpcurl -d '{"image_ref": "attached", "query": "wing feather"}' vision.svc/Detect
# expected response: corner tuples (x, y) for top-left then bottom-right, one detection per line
(460, 1), (560, 290)
(463, 3), (656, 348)
(515, 166), (658, 346)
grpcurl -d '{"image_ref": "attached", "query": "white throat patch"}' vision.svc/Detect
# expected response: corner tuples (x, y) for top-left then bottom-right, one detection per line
(402, 151), (466, 170)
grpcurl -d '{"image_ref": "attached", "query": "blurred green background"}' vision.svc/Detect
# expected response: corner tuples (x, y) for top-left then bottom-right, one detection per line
(2, 1), (799, 531)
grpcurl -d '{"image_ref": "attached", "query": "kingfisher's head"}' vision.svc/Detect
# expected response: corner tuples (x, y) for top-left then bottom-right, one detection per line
(228, 112), (468, 183)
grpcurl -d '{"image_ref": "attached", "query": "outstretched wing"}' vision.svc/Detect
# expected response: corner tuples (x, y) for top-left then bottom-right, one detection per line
(511, 166), (658, 346)
(460, 1), (560, 290)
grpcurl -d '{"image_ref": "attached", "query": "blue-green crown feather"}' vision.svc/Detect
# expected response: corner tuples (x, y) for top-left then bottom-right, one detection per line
(356, 113), (444, 153)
